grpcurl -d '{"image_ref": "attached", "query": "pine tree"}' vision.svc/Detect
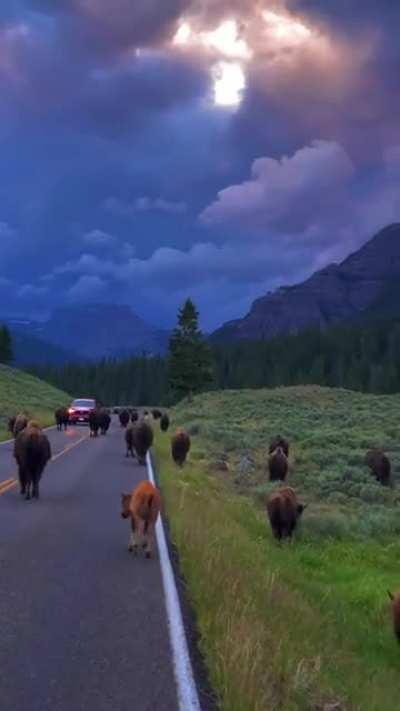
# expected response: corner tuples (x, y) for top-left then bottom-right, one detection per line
(168, 299), (214, 402)
(0, 325), (13, 365)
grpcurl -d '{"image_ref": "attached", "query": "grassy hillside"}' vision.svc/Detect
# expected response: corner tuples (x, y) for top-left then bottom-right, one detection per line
(154, 386), (400, 710)
(0, 364), (71, 439)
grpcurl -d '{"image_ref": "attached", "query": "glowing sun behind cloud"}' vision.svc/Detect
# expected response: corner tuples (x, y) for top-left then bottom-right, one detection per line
(212, 61), (246, 106)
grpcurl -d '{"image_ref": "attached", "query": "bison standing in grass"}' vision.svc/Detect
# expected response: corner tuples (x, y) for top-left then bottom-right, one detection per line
(55, 407), (69, 431)
(160, 413), (170, 432)
(365, 449), (392, 487)
(14, 421), (52, 500)
(388, 591), (400, 642)
(13, 413), (28, 438)
(119, 410), (130, 428)
(268, 446), (288, 482)
(98, 409), (111, 435)
(266, 487), (305, 540)
(171, 429), (191, 467)
(133, 420), (154, 465)
(121, 481), (161, 558)
(269, 435), (289, 457)
(125, 424), (136, 458)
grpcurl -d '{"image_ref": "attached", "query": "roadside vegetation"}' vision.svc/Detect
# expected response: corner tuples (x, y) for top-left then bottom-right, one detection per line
(154, 386), (400, 710)
(0, 364), (70, 440)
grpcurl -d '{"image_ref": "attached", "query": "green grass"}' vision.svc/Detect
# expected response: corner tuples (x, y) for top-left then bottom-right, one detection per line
(154, 386), (400, 710)
(0, 363), (70, 440)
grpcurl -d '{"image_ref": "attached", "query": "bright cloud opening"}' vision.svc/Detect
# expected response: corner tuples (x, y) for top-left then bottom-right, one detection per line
(262, 10), (313, 47)
(212, 61), (246, 107)
(202, 20), (251, 60)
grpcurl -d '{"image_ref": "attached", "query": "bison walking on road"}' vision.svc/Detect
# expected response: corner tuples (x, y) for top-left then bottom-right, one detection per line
(13, 413), (28, 438)
(14, 421), (52, 500)
(55, 407), (69, 431)
(171, 429), (191, 467)
(125, 424), (136, 458)
(98, 409), (111, 435)
(133, 420), (154, 465)
(121, 481), (161, 558)
(119, 410), (130, 428)
(89, 410), (100, 438)
(266, 487), (305, 540)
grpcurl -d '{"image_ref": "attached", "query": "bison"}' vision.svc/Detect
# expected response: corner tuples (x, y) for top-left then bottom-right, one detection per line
(365, 449), (392, 487)
(125, 424), (136, 458)
(160, 413), (170, 432)
(266, 487), (305, 540)
(388, 591), (400, 642)
(269, 435), (289, 457)
(130, 409), (139, 423)
(98, 409), (111, 435)
(268, 446), (288, 482)
(14, 421), (52, 500)
(119, 410), (130, 428)
(13, 413), (28, 438)
(152, 409), (162, 420)
(55, 407), (69, 431)
(133, 420), (154, 465)
(89, 410), (100, 438)
(171, 429), (191, 467)
(121, 480), (161, 558)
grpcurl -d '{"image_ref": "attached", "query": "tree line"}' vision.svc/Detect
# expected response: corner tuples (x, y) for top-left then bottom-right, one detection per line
(0, 325), (13, 365)
(28, 311), (400, 403)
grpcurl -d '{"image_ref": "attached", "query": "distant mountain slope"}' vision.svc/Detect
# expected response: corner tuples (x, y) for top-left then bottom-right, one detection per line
(212, 224), (400, 342)
(5, 304), (169, 363)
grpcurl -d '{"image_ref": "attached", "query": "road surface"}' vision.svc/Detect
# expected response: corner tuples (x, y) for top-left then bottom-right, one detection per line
(0, 421), (181, 711)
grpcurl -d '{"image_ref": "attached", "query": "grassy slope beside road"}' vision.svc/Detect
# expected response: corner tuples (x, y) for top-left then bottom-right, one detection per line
(0, 364), (70, 440)
(154, 386), (400, 710)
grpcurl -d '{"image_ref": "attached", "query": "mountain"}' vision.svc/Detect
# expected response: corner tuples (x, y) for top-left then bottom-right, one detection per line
(4, 304), (169, 363)
(11, 331), (80, 367)
(212, 223), (400, 343)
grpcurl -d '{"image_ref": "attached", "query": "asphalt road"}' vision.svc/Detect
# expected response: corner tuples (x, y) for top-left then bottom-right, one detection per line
(0, 420), (179, 711)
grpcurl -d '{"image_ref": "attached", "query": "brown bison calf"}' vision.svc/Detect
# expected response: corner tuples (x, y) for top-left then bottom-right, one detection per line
(269, 435), (289, 457)
(171, 429), (191, 467)
(268, 446), (288, 482)
(121, 481), (161, 558)
(266, 487), (305, 540)
(133, 420), (154, 465)
(14, 421), (52, 500)
(365, 449), (392, 486)
(160, 413), (170, 432)
(55, 407), (69, 431)
(388, 591), (400, 642)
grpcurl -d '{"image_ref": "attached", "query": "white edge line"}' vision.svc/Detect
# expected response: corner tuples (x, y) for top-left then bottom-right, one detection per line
(0, 425), (57, 446)
(147, 451), (201, 711)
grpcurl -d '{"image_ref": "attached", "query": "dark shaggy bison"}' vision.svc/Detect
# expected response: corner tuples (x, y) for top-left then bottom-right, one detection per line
(55, 407), (69, 431)
(160, 413), (170, 432)
(269, 435), (289, 457)
(133, 420), (154, 465)
(89, 410), (100, 438)
(130, 409), (139, 423)
(125, 424), (136, 458)
(388, 591), (400, 642)
(266, 487), (305, 540)
(119, 410), (130, 428)
(14, 421), (52, 500)
(171, 429), (191, 467)
(98, 409), (111, 435)
(13, 413), (29, 438)
(365, 449), (392, 487)
(152, 409), (162, 420)
(268, 446), (288, 482)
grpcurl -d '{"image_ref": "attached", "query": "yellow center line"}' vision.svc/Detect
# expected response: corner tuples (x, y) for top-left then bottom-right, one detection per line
(0, 433), (90, 497)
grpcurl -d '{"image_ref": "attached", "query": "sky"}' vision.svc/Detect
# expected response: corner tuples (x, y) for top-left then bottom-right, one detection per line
(0, 0), (399, 331)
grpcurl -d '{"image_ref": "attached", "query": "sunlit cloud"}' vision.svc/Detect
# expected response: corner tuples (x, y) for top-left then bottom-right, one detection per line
(262, 10), (312, 47)
(173, 18), (251, 60)
(212, 61), (246, 107)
